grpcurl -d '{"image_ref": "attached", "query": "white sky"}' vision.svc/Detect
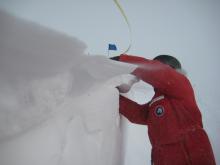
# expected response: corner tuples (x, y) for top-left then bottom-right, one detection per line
(1, 0), (220, 164)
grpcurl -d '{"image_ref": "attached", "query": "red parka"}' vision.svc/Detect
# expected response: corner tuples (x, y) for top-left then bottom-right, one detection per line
(119, 54), (216, 165)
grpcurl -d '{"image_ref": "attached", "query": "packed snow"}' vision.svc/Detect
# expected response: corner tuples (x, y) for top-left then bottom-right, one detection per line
(0, 11), (137, 165)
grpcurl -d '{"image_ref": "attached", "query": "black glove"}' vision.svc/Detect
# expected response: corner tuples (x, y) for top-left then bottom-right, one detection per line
(110, 56), (120, 61)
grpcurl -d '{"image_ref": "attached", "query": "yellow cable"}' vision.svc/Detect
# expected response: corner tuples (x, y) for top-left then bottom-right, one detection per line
(113, 0), (132, 54)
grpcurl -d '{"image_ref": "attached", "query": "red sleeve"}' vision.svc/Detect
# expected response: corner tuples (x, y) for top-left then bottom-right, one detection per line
(119, 54), (193, 99)
(119, 95), (148, 125)
(120, 54), (146, 64)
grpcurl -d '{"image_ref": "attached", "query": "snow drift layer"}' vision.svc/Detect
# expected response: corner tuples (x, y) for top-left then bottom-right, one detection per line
(0, 10), (135, 165)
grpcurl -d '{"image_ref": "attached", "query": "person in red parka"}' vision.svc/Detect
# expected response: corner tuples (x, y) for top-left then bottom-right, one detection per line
(111, 54), (216, 165)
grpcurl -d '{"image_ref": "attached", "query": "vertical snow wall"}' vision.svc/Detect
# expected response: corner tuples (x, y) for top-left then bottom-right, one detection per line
(0, 10), (135, 165)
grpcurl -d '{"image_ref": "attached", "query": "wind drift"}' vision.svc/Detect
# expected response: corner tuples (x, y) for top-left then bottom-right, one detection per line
(0, 10), (135, 165)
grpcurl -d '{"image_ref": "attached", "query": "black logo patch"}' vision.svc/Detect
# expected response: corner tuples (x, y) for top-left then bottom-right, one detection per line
(154, 106), (165, 117)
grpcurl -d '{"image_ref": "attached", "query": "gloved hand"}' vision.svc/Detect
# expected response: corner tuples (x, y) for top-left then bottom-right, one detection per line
(116, 83), (132, 93)
(110, 56), (120, 61)
(116, 76), (139, 93)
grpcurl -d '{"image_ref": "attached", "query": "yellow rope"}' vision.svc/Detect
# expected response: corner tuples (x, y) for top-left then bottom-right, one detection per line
(113, 0), (132, 54)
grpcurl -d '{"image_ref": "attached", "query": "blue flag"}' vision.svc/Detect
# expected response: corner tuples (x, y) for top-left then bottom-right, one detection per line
(108, 44), (117, 51)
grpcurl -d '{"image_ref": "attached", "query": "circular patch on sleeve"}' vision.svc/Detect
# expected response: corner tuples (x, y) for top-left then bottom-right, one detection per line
(154, 106), (165, 117)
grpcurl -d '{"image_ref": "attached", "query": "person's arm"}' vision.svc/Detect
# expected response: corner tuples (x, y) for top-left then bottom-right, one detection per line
(110, 54), (146, 64)
(119, 95), (148, 125)
(119, 54), (193, 99)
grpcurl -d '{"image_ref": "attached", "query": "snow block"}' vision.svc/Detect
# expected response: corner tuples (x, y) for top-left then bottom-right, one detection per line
(0, 10), (135, 165)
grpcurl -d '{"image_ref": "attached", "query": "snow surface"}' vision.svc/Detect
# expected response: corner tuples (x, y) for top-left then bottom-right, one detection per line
(0, 11), (137, 165)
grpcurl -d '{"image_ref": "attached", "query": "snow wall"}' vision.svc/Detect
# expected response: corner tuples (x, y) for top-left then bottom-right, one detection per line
(0, 10), (136, 165)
